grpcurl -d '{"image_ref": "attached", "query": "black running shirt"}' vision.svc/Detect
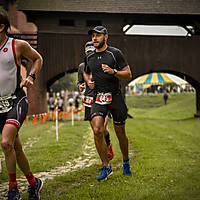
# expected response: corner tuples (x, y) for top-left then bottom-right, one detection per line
(84, 46), (128, 94)
(77, 62), (94, 97)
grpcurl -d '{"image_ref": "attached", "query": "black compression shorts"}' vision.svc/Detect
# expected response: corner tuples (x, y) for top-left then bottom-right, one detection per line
(90, 92), (127, 125)
(0, 89), (29, 134)
(84, 106), (111, 121)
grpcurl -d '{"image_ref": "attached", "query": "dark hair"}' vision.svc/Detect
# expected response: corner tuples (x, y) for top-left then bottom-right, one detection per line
(0, 10), (10, 34)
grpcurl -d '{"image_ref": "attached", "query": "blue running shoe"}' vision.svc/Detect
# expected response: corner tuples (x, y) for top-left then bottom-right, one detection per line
(97, 165), (112, 181)
(123, 162), (132, 176)
(8, 189), (21, 200)
(28, 177), (43, 200)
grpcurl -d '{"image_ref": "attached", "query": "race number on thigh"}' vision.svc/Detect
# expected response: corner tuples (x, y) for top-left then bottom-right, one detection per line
(0, 96), (13, 113)
(95, 92), (112, 105)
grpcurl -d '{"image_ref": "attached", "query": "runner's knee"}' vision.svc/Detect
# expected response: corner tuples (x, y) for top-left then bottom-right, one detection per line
(93, 126), (104, 136)
(1, 140), (14, 155)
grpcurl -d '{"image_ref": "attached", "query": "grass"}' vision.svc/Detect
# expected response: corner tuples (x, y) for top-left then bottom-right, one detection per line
(0, 120), (89, 183)
(0, 92), (200, 200)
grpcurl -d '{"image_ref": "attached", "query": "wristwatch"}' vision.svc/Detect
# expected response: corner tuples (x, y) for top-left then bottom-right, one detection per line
(113, 69), (118, 75)
(28, 73), (36, 80)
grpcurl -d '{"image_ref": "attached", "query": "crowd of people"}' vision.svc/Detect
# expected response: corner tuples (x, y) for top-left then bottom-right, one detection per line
(1, 9), (133, 199)
(127, 84), (195, 95)
(148, 85), (195, 94)
(47, 91), (82, 114)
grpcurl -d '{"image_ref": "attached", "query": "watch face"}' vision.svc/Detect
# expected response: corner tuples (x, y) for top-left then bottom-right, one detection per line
(114, 69), (117, 74)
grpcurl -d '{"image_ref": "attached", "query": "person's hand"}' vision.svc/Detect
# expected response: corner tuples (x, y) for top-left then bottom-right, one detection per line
(87, 79), (95, 89)
(20, 76), (34, 88)
(102, 64), (114, 75)
(79, 83), (85, 92)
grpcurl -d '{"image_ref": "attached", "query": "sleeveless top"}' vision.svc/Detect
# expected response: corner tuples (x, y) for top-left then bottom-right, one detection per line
(0, 37), (21, 96)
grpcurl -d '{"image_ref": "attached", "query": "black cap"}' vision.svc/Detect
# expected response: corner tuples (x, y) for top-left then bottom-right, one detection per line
(88, 26), (108, 35)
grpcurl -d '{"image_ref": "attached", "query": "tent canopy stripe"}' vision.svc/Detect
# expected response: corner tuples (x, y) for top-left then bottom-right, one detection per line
(128, 73), (188, 88)
(144, 73), (153, 84)
(136, 74), (148, 84)
(157, 72), (165, 83)
(139, 72), (174, 85)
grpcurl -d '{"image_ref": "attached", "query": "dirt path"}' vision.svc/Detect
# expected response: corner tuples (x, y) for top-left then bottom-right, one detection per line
(0, 127), (98, 199)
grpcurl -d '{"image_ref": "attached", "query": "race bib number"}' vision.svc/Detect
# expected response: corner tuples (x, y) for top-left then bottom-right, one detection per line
(83, 96), (93, 107)
(0, 96), (13, 113)
(95, 92), (112, 105)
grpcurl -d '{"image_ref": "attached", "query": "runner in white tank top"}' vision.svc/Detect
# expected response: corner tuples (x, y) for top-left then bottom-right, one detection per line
(0, 37), (19, 96)
(0, 10), (43, 200)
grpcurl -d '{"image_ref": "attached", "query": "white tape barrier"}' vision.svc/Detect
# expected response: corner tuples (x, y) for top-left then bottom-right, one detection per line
(56, 107), (59, 141)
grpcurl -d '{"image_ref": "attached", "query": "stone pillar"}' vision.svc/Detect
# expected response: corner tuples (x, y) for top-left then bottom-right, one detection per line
(27, 78), (47, 115)
(194, 87), (200, 117)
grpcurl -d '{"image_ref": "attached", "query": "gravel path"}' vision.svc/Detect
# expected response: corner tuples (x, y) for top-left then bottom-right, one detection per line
(0, 127), (98, 199)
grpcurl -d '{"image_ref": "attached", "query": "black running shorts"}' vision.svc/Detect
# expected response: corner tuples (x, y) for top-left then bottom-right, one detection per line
(0, 89), (29, 134)
(91, 92), (127, 125)
(84, 106), (111, 121)
(84, 106), (92, 121)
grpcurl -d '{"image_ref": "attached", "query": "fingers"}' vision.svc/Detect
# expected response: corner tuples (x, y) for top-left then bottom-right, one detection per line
(26, 78), (33, 85)
(87, 80), (95, 89)
(89, 84), (95, 89)
(79, 83), (85, 92)
(102, 64), (113, 74)
(102, 64), (107, 70)
(20, 78), (34, 88)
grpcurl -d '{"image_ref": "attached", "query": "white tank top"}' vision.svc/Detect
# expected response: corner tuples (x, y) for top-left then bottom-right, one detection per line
(0, 37), (19, 96)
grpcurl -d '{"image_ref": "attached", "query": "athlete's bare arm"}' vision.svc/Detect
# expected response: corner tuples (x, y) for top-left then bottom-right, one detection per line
(15, 39), (43, 88)
(83, 72), (95, 89)
(102, 64), (132, 80)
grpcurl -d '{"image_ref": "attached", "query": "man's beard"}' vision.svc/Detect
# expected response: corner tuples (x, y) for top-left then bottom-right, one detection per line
(96, 38), (105, 49)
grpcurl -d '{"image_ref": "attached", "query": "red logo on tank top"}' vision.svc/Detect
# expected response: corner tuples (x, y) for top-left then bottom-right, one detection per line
(3, 48), (8, 53)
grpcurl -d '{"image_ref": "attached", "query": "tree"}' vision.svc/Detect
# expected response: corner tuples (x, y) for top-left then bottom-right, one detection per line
(51, 72), (78, 92)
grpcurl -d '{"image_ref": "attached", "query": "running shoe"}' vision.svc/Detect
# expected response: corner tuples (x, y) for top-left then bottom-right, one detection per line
(8, 189), (21, 200)
(97, 165), (112, 181)
(123, 162), (132, 176)
(28, 177), (43, 200)
(107, 142), (114, 160)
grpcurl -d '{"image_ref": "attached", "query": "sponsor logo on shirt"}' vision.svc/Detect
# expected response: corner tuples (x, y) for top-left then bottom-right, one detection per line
(3, 48), (8, 53)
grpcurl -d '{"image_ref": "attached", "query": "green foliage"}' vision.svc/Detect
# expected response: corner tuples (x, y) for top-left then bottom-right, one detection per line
(51, 72), (78, 92)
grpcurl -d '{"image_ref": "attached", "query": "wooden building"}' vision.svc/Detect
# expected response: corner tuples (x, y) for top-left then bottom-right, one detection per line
(3, 0), (200, 116)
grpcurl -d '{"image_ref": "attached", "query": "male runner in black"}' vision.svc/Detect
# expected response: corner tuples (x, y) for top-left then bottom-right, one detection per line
(84, 26), (132, 181)
(77, 41), (114, 162)
(0, 10), (43, 199)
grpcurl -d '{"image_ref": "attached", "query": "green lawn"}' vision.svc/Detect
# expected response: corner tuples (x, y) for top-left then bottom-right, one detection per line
(0, 92), (199, 200)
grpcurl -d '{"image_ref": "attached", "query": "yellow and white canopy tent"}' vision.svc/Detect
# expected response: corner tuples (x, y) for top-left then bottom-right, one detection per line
(128, 72), (187, 93)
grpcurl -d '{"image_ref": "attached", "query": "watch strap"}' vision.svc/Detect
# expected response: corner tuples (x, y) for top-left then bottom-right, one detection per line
(28, 73), (36, 80)
(113, 69), (117, 75)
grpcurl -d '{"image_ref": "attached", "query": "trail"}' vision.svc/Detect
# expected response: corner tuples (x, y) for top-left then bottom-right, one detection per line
(0, 127), (98, 199)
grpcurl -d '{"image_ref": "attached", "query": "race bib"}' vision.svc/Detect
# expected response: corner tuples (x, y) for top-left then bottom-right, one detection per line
(0, 96), (13, 113)
(83, 96), (93, 107)
(95, 92), (112, 105)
